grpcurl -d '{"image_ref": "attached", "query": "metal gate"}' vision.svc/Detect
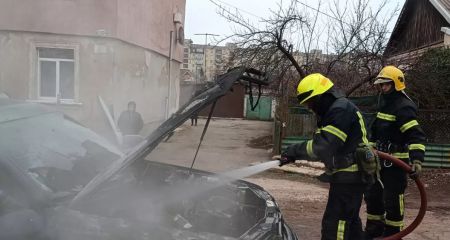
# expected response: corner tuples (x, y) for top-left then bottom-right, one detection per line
(245, 96), (273, 121)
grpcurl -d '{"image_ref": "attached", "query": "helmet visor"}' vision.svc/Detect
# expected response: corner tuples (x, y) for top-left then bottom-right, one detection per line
(374, 78), (393, 85)
(297, 90), (313, 104)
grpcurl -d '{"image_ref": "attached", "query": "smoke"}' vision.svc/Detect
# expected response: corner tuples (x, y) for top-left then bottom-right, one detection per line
(0, 106), (280, 239)
(43, 160), (278, 240)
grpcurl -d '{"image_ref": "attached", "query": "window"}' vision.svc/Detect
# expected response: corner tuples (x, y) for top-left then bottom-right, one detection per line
(38, 48), (75, 100)
(183, 64), (188, 69)
(194, 48), (204, 53)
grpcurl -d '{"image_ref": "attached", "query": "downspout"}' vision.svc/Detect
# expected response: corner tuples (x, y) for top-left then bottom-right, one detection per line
(166, 31), (174, 119)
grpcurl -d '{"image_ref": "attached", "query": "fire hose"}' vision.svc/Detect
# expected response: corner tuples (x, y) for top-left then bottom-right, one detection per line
(375, 150), (427, 240)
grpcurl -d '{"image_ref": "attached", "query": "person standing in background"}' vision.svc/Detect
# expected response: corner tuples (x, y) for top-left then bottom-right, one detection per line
(118, 101), (144, 135)
(190, 88), (204, 126)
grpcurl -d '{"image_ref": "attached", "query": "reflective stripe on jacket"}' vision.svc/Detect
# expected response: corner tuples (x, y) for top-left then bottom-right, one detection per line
(371, 91), (426, 163)
(284, 90), (368, 183)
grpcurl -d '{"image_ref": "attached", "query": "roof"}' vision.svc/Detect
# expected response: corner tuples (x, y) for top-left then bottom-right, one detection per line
(430, 0), (450, 23)
(384, 0), (450, 57)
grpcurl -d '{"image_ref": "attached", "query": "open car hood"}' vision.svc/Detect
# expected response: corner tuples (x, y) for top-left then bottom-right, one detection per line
(70, 67), (268, 206)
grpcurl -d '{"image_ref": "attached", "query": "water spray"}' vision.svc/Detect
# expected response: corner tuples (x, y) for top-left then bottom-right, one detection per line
(152, 160), (281, 209)
(221, 160), (281, 180)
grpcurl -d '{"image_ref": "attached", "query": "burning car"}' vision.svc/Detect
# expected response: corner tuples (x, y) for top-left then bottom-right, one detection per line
(0, 68), (297, 240)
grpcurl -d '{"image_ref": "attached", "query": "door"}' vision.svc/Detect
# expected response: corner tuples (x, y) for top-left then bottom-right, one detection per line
(246, 96), (272, 121)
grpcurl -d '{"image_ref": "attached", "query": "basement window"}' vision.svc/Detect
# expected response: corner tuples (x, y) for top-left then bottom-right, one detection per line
(37, 47), (75, 101)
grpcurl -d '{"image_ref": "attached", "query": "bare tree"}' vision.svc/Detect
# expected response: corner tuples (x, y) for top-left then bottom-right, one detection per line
(212, 0), (399, 97)
(324, 0), (397, 96)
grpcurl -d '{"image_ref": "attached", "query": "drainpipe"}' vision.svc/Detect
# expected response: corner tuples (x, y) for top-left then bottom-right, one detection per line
(166, 30), (174, 119)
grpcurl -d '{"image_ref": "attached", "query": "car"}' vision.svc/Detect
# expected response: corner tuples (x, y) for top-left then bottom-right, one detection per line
(0, 68), (298, 240)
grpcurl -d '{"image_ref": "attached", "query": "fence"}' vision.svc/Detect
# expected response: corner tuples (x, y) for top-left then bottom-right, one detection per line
(418, 110), (450, 144)
(423, 144), (450, 168)
(280, 137), (450, 168)
(284, 107), (316, 137)
(282, 108), (450, 142)
(276, 107), (450, 168)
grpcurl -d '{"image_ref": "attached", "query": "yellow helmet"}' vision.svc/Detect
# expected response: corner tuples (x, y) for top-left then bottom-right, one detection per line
(374, 66), (405, 91)
(297, 73), (334, 104)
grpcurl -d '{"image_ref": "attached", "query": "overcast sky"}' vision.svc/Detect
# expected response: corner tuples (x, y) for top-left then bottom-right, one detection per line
(185, 0), (406, 47)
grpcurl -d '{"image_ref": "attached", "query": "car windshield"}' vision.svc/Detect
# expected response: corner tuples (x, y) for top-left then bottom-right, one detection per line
(0, 111), (122, 193)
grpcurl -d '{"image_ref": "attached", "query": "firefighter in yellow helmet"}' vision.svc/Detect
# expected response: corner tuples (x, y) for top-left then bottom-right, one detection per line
(364, 66), (426, 238)
(279, 73), (371, 240)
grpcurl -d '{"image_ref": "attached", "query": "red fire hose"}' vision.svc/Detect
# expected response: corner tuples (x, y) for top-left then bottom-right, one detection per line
(375, 150), (427, 240)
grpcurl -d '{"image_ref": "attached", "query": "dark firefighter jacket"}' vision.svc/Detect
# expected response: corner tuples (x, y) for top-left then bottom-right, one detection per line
(371, 91), (426, 163)
(284, 88), (368, 184)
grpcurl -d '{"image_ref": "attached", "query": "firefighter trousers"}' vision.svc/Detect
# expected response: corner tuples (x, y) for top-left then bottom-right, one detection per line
(321, 183), (366, 240)
(365, 165), (407, 238)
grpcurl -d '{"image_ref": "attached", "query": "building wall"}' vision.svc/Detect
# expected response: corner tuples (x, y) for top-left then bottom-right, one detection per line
(116, 0), (185, 62)
(0, 0), (185, 62)
(0, 31), (180, 137)
(0, 0), (118, 37)
(179, 82), (199, 107)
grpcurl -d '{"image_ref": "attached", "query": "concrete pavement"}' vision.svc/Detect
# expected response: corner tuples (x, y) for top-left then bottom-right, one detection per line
(146, 118), (273, 173)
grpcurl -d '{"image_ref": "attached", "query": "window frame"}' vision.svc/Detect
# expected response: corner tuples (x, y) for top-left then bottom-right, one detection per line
(38, 53), (75, 101)
(32, 43), (80, 105)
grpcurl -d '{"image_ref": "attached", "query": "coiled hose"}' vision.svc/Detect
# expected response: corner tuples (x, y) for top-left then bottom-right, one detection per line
(375, 150), (427, 240)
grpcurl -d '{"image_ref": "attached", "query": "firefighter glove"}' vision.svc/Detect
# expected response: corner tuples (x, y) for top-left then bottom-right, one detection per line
(355, 144), (380, 175)
(278, 156), (295, 166)
(280, 146), (297, 166)
(410, 160), (422, 179)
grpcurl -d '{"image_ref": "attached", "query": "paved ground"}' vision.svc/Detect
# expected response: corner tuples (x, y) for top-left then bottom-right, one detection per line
(149, 118), (450, 240)
(147, 118), (274, 172)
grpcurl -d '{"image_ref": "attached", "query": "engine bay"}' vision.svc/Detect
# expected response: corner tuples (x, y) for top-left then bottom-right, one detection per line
(63, 161), (270, 239)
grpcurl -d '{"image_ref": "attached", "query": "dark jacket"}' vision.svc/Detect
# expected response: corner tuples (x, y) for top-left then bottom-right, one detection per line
(118, 111), (144, 135)
(284, 88), (368, 183)
(371, 91), (426, 163)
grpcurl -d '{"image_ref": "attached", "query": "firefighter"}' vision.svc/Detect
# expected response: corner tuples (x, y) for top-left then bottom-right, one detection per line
(364, 66), (426, 238)
(279, 73), (371, 240)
